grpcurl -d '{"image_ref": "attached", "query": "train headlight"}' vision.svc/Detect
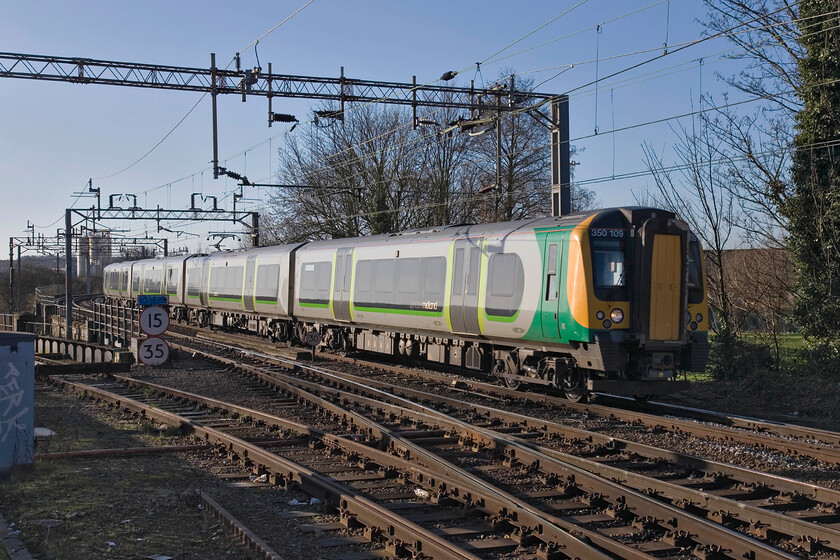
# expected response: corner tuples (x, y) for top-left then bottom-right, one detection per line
(695, 313), (703, 323)
(603, 320), (612, 329)
(610, 309), (624, 324)
(690, 321), (698, 330)
(596, 310), (605, 320)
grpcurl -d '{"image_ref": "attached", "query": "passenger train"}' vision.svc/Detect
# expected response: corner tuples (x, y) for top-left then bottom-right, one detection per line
(104, 207), (710, 401)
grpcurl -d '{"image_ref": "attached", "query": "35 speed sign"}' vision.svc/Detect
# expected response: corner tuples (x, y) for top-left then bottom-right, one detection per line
(138, 337), (170, 366)
(139, 306), (170, 336)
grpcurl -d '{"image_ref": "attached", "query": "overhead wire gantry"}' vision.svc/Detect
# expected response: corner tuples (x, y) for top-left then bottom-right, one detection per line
(0, 51), (571, 215)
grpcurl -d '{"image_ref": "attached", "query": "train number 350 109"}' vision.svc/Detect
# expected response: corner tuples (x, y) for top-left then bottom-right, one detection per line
(590, 229), (624, 238)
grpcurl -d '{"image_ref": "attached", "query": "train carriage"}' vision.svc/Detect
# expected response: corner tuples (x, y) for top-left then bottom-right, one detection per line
(181, 244), (301, 336)
(103, 206), (709, 401)
(103, 260), (132, 299)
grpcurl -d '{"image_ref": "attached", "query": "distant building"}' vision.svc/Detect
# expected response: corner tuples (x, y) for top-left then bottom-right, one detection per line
(75, 231), (112, 278)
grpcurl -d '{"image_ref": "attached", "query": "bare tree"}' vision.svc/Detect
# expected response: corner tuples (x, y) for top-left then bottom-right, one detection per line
(265, 72), (590, 243)
(268, 103), (421, 241)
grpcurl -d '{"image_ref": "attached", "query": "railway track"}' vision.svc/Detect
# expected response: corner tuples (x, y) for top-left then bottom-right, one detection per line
(56, 368), (803, 560)
(56, 331), (840, 559)
(175, 325), (840, 467)
(34, 320), (840, 558)
(173, 337), (840, 557)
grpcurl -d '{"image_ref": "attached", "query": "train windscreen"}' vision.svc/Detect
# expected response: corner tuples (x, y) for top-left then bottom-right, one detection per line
(590, 228), (628, 300)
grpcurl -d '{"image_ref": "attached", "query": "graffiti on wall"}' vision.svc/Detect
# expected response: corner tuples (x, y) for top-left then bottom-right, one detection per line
(0, 361), (31, 465)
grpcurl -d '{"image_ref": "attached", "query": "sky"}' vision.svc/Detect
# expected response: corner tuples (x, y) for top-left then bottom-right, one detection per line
(0, 0), (750, 257)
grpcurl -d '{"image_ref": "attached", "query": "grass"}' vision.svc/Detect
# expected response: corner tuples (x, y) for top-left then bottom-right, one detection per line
(0, 387), (243, 559)
(671, 332), (840, 430)
(1, 380), (336, 560)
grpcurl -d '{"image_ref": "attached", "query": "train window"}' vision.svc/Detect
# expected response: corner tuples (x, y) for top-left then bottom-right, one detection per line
(398, 258), (421, 295)
(489, 254), (516, 297)
(209, 266), (244, 301)
(186, 267), (201, 298)
(486, 253), (524, 318)
(351, 256), (446, 313)
(375, 260), (395, 294)
(590, 235), (628, 300)
(333, 256), (344, 294)
(466, 247), (480, 296)
(300, 261), (332, 305)
(355, 261), (373, 299)
(317, 263), (331, 292)
(422, 257), (445, 299)
(343, 257), (352, 293)
(132, 270), (140, 293)
(255, 264), (280, 303)
(688, 237), (704, 304)
(144, 269), (162, 294)
(545, 244), (558, 301)
(109, 271), (120, 291)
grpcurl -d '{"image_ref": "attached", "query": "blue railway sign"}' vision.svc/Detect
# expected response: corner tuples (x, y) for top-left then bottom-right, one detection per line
(138, 295), (169, 306)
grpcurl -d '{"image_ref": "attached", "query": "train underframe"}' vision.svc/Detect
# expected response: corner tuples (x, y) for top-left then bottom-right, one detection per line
(163, 303), (696, 402)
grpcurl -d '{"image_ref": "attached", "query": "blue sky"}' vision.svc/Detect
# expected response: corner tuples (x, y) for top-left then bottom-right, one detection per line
(1, 0), (747, 255)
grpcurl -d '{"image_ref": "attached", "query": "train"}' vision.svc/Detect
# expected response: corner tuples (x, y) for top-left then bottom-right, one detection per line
(103, 207), (709, 401)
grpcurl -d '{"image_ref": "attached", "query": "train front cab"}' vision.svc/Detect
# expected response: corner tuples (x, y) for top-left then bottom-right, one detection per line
(569, 208), (709, 397)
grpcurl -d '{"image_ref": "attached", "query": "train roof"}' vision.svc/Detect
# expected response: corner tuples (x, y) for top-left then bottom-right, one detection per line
(104, 207), (681, 265)
(294, 207), (677, 250)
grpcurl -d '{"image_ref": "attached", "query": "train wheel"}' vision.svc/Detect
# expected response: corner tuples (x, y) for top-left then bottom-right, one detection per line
(503, 375), (522, 390)
(493, 359), (521, 390)
(561, 368), (587, 402)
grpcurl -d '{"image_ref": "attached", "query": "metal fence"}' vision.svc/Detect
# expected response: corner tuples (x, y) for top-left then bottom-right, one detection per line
(91, 301), (138, 346)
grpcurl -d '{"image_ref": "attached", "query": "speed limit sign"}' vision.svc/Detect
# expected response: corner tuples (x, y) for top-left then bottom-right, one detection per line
(304, 330), (321, 347)
(138, 337), (170, 366)
(140, 306), (169, 336)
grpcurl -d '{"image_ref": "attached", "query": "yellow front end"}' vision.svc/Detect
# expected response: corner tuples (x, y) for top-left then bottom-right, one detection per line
(648, 234), (683, 341)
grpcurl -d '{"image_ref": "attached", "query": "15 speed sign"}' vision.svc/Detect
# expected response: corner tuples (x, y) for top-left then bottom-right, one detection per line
(138, 337), (170, 366)
(139, 306), (169, 336)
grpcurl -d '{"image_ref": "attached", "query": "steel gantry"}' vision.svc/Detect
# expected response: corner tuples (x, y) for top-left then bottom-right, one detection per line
(0, 51), (571, 215)
(61, 201), (259, 329)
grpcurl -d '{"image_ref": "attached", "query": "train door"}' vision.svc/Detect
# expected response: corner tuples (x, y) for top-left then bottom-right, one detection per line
(332, 248), (353, 322)
(199, 260), (210, 307)
(243, 256), (257, 312)
(449, 239), (481, 334)
(634, 218), (687, 342)
(540, 238), (563, 339)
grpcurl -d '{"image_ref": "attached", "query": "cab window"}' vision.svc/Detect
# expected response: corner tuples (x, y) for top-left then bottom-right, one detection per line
(590, 230), (628, 300)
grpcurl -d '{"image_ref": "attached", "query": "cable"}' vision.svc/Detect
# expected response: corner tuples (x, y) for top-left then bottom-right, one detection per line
(227, 6), (833, 192)
(236, 0), (316, 55)
(93, 94), (207, 180)
(134, 3), (808, 201)
(276, 69), (840, 213)
(484, 0), (669, 67)
(90, 0), (316, 182)
(478, 0), (591, 65)
(561, 3), (800, 98)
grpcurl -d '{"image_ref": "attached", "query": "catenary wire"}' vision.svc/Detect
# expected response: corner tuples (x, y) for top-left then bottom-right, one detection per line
(90, 0), (316, 182)
(80, 3), (832, 243)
